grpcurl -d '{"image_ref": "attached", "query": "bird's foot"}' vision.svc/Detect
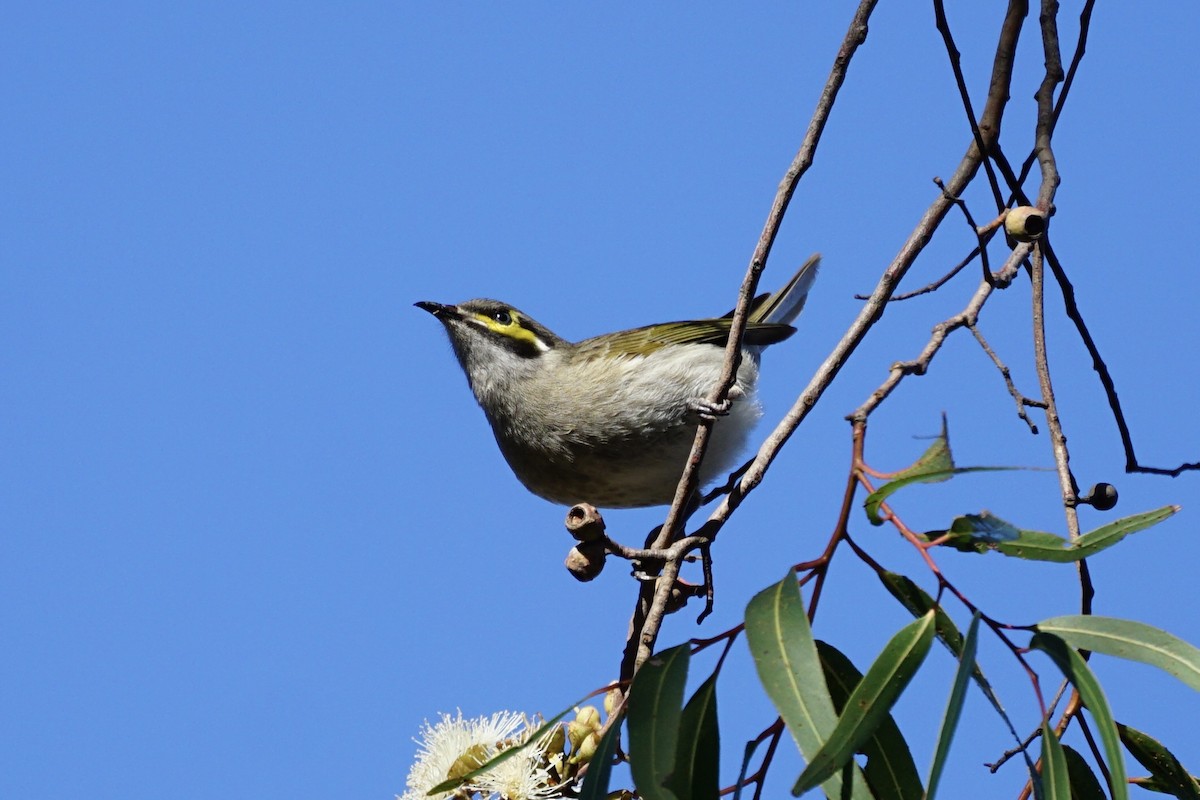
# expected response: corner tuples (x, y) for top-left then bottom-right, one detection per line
(687, 397), (732, 422)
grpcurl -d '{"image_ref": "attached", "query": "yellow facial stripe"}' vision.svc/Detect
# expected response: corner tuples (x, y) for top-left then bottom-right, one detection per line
(470, 310), (550, 352)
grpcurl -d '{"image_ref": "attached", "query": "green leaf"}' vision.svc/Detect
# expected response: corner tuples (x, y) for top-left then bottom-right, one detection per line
(667, 674), (720, 800)
(1029, 633), (1128, 800)
(948, 511), (1022, 543)
(865, 467), (1018, 526)
(578, 712), (623, 800)
(1132, 776), (1200, 795)
(1073, 504), (1178, 547)
(1041, 727), (1071, 800)
(1117, 723), (1200, 799)
(925, 612), (980, 800)
(1036, 615), (1200, 692)
(627, 643), (689, 800)
(1061, 745), (1108, 800)
(744, 572), (872, 800)
(816, 641), (924, 800)
(862, 417), (952, 525)
(793, 611), (936, 795)
(877, 573), (1015, 729)
(937, 506), (1178, 562)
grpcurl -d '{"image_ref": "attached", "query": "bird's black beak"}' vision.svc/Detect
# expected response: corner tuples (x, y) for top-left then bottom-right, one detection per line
(415, 301), (457, 319)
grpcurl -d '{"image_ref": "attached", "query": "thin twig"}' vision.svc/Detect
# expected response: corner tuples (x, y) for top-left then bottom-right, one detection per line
(1031, 242), (1080, 538)
(621, 0), (882, 682)
(932, 0), (1007, 212)
(695, 0), (1028, 555)
(968, 323), (1046, 433)
(851, 247), (1027, 421)
(1043, 241), (1200, 477)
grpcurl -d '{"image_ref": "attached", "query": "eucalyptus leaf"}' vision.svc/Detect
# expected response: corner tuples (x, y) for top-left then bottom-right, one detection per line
(744, 572), (872, 799)
(877, 572), (1016, 731)
(1036, 615), (1200, 692)
(1040, 727), (1070, 800)
(1117, 722), (1200, 799)
(1029, 633), (1128, 800)
(936, 505), (1177, 562)
(817, 641), (923, 800)
(627, 643), (690, 800)
(667, 674), (720, 800)
(1061, 745), (1108, 800)
(792, 612), (936, 795)
(925, 613), (980, 800)
(578, 712), (624, 800)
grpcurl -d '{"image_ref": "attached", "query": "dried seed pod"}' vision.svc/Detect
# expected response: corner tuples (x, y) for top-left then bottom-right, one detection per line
(564, 540), (606, 581)
(1005, 206), (1047, 242)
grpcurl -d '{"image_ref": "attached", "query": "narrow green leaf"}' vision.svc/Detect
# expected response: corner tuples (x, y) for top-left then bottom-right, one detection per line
(627, 643), (689, 800)
(862, 416), (952, 526)
(578, 712), (623, 800)
(1117, 723), (1200, 799)
(744, 572), (872, 800)
(925, 612), (980, 800)
(793, 612), (936, 795)
(1061, 745), (1108, 800)
(816, 641), (923, 800)
(948, 511), (1022, 543)
(1132, 776), (1200, 795)
(1029, 633), (1128, 800)
(1036, 615), (1200, 692)
(1041, 727), (1071, 800)
(937, 505), (1178, 562)
(667, 674), (720, 800)
(1074, 504), (1179, 548)
(864, 467), (1016, 525)
(878, 573), (1017, 727)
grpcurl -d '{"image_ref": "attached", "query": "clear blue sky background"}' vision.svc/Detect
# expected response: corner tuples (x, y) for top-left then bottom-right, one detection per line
(3, 3), (1197, 798)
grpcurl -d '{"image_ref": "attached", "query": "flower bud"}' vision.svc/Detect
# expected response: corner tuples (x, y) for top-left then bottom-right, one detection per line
(575, 704), (601, 732)
(446, 743), (489, 781)
(574, 731), (600, 764)
(604, 686), (622, 717)
(544, 722), (566, 756)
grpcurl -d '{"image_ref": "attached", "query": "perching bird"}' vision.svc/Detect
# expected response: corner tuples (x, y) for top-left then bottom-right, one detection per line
(417, 254), (819, 508)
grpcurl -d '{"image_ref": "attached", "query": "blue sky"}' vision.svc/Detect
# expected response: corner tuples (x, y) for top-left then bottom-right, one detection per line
(3, 3), (1198, 798)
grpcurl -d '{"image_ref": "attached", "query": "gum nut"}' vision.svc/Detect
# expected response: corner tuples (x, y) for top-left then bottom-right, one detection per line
(564, 541), (606, 582)
(565, 503), (606, 542)
(1005, 206), (1047, 242)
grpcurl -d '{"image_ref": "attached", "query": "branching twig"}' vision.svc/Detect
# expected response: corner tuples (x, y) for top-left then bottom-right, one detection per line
(620, 0), (883, 682)
(851, 247), (1027, 421)
(932, 0), (1007, 212)
(968, 323), (1046, 433)
(1043, 240), (1200, 477)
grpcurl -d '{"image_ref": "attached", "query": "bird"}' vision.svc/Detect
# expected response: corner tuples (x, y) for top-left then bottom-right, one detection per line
(416, 254), (819, 508)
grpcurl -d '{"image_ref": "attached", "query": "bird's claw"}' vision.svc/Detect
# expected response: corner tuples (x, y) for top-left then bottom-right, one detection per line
(687, 397), (732, 422)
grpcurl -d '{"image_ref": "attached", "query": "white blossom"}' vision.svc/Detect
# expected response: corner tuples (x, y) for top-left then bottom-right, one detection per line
(399, 710), (527, 800)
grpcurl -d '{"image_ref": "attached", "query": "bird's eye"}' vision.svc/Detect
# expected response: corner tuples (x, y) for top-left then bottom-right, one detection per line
(492, 310), (513, 325)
